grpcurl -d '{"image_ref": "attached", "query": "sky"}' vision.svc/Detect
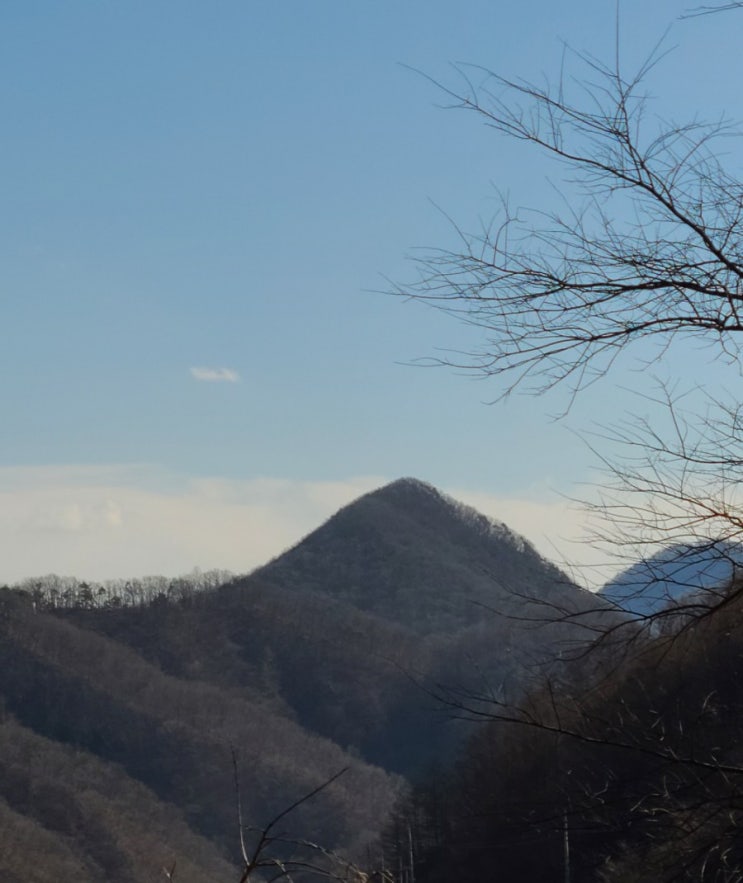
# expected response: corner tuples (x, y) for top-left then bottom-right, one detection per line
(1, 1), (741, 587)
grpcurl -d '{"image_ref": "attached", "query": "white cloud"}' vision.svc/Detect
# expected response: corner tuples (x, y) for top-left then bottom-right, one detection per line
(190, 366), (240, 383)
(0, 465), (614, 589)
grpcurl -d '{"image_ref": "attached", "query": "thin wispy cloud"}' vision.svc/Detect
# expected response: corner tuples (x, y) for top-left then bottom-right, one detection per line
(190, 366), (240, 383)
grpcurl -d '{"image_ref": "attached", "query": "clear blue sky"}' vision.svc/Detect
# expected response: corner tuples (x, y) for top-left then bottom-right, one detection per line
(1, 1), (739, 583)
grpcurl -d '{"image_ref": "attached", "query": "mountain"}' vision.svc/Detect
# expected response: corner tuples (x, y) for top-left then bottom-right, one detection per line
(0, 476), (618, 881)
(599, 540), (743, 617)
(68, 479), (614, 773)
(254, 477), (589, 634)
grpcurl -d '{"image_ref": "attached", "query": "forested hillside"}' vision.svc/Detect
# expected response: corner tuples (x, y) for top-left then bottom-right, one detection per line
(0, 478), (610, 881)
(0, 588), (397, 878)
(384, 580), (743, 881)
(6, 477), (743, 881)
(63, 479), (610, 773)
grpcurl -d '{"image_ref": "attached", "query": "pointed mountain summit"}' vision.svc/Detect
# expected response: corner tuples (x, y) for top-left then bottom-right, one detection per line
(255, 477), (590, 635)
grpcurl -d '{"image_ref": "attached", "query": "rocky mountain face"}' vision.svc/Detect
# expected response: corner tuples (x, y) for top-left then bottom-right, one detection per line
(0, 477), (616, 882)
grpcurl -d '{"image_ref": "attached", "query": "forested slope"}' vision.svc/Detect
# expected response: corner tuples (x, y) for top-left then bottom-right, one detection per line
(1, 477), (618, 881)
(0, 588), (398, 879)
(386, 579), (743, 881)
(64, 479), (612, 776)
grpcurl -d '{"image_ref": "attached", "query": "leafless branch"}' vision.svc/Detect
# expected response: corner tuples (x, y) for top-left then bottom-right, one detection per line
(230, 757), (372, 883)
(682, 2), (743, 18)
(396, 47), (743, 399)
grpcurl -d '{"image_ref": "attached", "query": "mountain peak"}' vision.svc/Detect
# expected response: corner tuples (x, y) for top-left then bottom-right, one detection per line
(375, 476), (438, 494)
(255, 477), (581, 634)
(366, 476), (449, 509)
(365, 477), (529, 554)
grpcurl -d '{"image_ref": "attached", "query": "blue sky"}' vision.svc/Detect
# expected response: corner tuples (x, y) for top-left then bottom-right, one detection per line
(1, 1), (740, 584)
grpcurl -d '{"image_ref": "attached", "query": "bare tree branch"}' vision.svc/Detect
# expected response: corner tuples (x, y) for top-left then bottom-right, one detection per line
(682, 2), (743, 18)
(230, 756), (366, 883)
(396, 47), (743, 398)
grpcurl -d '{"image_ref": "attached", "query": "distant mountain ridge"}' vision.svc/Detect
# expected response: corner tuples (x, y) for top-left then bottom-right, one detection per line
(599, 540), (743, 617)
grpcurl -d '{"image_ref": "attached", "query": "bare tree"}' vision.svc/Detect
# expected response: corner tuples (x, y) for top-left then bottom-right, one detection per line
(387, 12), (743, 880)
(230, 756), (389, 883)
(392, 9), (743, 608)
(580, 384), (743, 578)
(163, 757), (393, 883)
(397, 46), (743, 399)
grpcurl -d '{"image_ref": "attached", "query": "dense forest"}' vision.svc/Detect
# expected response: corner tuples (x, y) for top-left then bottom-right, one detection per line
(384, 586), (743, 880)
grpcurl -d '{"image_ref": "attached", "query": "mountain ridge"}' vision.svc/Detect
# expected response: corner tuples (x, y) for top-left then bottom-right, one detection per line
(252, 476), (582, 635)
(599, 540), (743, 617)
(0, 475), (619, 881)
